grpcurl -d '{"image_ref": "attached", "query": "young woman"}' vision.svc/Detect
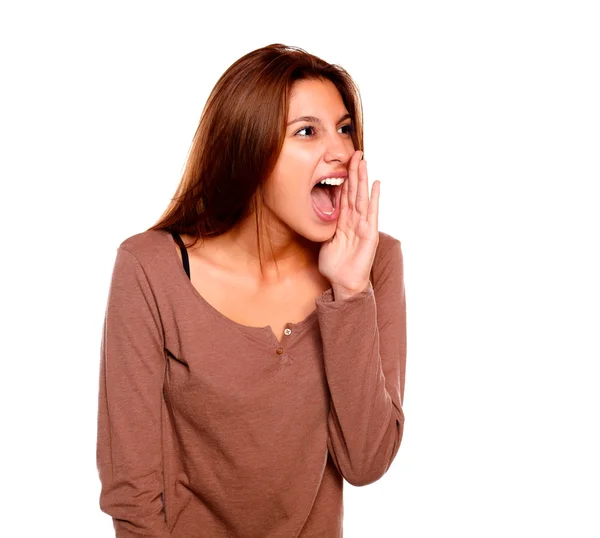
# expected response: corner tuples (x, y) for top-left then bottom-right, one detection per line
(96, 43), (407, 537)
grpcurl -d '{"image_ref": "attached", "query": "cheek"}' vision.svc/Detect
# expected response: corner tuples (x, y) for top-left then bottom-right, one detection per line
(268, 147), (317, 197)
(263, 174), (297, 209)
(278, 142), (319, 167)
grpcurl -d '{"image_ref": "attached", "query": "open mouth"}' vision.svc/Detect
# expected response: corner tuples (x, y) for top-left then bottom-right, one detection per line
(313, 181), (338, 203)
(310, 180), (343, 212)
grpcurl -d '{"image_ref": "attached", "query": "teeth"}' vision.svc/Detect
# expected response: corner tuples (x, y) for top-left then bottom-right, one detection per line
(318, 177), (345, 186)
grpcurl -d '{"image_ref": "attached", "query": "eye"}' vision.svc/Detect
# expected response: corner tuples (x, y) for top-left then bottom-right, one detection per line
(295, 125), (316, 137)
(294, 123), (354, 137)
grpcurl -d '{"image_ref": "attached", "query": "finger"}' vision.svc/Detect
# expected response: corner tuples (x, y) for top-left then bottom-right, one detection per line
(346, 150), (361, 212)
(356, 159), (369, 216)
(369, 180), (380, 230)
(339, 157), (349, 215)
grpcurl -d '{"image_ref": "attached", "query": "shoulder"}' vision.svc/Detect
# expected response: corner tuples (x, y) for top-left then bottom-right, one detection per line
(370, 230), (403, 286)
(117, 228), (173, 263)
(376, 230), (402, 261)
(108, 228), (182, 300)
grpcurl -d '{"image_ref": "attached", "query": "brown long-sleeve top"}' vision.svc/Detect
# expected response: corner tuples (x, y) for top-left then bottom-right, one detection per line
(96, 228), (407, 537)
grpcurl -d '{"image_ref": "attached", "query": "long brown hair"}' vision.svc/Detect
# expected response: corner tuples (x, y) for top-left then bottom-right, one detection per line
(148, 43), (364, 276)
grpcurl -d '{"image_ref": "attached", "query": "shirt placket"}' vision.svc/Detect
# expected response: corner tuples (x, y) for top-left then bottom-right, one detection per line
(274, 325), (294, 365)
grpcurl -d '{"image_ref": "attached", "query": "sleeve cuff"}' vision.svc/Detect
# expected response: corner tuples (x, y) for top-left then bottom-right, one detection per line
(316, 280), (374, 307)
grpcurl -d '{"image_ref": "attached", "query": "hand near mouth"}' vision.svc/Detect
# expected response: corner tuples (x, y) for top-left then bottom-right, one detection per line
(317, 150), (381, 300)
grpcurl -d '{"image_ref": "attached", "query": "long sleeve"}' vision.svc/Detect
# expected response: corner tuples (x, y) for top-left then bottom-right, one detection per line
(315, 240), (407, 487)
(96, 247), (171, 537)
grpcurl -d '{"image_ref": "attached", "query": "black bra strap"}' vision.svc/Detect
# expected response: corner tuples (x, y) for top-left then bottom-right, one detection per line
(170, 231), (190, 279)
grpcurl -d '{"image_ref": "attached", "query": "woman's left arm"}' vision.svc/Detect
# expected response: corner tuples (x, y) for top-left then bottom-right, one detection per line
(315, 239), (407, 486)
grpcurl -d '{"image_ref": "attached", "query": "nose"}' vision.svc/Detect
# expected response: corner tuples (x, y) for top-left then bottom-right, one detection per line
(323, 130), (354, 165)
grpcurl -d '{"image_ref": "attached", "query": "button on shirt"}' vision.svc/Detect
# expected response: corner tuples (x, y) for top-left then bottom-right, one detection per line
(96, 228), (407, 537)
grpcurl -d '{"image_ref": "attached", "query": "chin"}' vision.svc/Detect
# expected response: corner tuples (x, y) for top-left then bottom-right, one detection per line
(297, 224), (336, 244)
(274, 206), (336, 243)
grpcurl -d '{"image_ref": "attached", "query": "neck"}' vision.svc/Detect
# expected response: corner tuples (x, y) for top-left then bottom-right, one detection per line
(206, 216), (321, 285)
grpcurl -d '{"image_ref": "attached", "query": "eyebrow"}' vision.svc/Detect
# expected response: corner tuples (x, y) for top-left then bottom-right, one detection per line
(287, 113), (352, 127)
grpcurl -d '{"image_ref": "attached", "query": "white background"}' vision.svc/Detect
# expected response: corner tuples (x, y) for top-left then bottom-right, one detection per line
(1, 1), (599, 536)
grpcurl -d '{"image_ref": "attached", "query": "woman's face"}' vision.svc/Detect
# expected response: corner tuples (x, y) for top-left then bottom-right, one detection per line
(263, 78), (356, 242)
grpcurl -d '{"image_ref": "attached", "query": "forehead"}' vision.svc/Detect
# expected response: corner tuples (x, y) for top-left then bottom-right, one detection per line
(288, 79), (347, 116)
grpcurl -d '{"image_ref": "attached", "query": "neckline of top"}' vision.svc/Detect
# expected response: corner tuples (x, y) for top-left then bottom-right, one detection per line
(162, 230), (325, 338)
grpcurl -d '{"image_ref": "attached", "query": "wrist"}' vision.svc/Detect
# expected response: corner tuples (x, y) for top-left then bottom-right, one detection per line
(332, 281), (370, 301)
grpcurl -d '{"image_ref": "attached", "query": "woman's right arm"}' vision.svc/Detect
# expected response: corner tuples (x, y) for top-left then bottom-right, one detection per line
(96, 247), (171, 537)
